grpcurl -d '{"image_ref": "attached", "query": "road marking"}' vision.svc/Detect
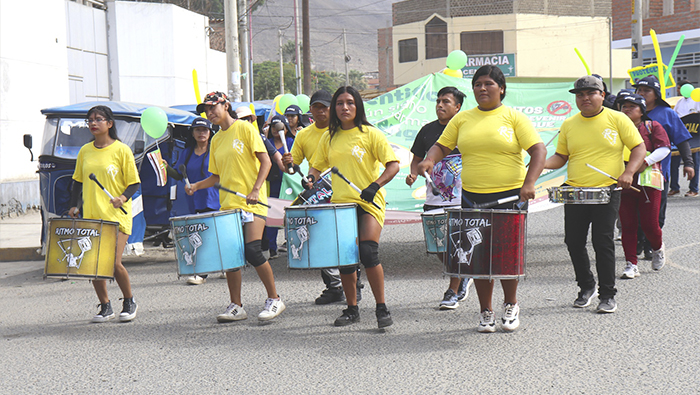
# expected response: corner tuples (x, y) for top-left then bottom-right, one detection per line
(667, 242), (700, 274)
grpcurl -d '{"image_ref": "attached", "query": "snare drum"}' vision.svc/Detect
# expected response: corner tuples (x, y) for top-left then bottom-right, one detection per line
(420, 207), (459, 254)
(548, 186), (611, 204)
(45, 218), (118, 280)
(170, 210), (246, 277)
(444, 208), (526, 279)
(285, 203), (359, 269)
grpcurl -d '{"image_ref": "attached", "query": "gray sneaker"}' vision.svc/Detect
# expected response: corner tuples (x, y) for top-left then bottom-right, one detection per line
(119, 297), (138, 322)
(439, 289), (459, 310)
(652, 243), (665, 270)
(92, 302), (115, 323)
(573, 288), (598, 308)
(456, 278), (473, 302)
(596, 298), (617, 313)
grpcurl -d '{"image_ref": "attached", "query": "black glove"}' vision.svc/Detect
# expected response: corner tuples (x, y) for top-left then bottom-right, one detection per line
(301, 174), (315, 190)
(360, 182), (380, 203)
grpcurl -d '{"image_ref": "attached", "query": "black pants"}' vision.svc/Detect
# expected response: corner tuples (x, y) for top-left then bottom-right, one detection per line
(564, 189), (620, 299)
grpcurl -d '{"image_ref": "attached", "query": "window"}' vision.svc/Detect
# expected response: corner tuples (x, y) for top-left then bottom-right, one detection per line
(663, 0), (674, 16)
(398, 38), (418, 63)
(460, 31), (504, 55)
(425, 17), (447, 59)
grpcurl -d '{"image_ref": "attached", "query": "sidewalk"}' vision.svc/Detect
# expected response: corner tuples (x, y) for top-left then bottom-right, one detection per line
(0, 209), (43, 261)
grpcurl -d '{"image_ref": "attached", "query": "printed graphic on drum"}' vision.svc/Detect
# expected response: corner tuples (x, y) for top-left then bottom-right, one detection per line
(285, 203), (359, 269)
(45, 218), (118, 280)
(444, 208), (526, 279)
(170, 210), (246, 277)
(548, 186), (611, 204)
(292, 168), (333, 206)
(421, 208), (450, 254)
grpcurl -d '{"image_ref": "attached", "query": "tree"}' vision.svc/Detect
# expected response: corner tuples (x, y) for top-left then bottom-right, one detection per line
(253, 61), (297, 100)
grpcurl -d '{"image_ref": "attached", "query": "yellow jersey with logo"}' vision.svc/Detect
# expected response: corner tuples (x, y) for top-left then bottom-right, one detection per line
(73, 140), (140, 235)
(209, 120), (268, 215)
(311, 125), (398, 226)
(557, 108), (643, 187)
(291, 123), (328, 165)
(437, 105), (542, 193)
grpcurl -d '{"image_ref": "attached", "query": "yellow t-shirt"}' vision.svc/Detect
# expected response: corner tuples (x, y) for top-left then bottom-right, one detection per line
(557, 108), (644, 187)
(311, 125), (398, 227)
(437, 105), (542, 193)
(73, 140), (140, 235)
(209, 120), (268, 216)
(290, 123), (328, 165)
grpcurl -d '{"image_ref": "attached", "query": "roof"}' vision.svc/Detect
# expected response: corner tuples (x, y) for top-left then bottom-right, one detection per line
(41, 101), (198, 126)
(170, 102), (273, 118)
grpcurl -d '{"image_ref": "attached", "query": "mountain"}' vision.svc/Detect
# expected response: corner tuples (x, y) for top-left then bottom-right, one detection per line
(249, 0), (394, 73)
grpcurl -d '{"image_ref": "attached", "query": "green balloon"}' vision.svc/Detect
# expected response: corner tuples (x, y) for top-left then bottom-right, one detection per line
(296, 94), (310, 113)
(140, 107), (168, 139)
(680, 84), (694, 98)
(278, 93), (298, 114)
(446, 50), (468, 70)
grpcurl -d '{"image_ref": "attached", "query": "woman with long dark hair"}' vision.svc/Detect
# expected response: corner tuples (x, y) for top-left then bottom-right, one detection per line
(309, 86), (400, 328)
(418, 65), (546, 332)
(69, 105), (141, 322)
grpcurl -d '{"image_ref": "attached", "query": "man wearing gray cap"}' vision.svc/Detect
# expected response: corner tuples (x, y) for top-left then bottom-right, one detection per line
(282, 90), (363, 304)
(545, 76), (646, 313)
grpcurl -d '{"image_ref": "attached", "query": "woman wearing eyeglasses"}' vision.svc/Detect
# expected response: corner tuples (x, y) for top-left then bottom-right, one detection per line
(68, 105), (141, 323)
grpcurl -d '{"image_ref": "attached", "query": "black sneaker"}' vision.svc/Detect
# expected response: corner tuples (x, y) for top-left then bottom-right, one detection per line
(596, 297), (617, 313)
(642, 248), (653, 261)
(119, 297), (138, 322)
(92, 302), (115, 323)
(334, 307), (360, 326)
(315, 287), (345, 305)
(269, 250), (278, 259)
(376, 305), (393, 328)
(573, 288), (598, 308)
(356, 281), (364, 302)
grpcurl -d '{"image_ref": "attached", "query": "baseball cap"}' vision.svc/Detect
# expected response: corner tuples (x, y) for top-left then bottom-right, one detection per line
(620, 94), (647, 114)
(569, 76), (605, 94)
(632, 75), (670, 107)
(235, 106), (254, 119)
(309, 90), (332, 107)
(196, 91), (229, 114)
(190, 117), (213, 130)
(284, 104), (303, 116)
(269, 114), (291, 134)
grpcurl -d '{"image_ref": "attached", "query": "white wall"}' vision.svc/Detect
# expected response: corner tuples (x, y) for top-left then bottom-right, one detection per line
(108, 1), (227, 106)
(0, 0), (70, 183)
(66, 1), (110, 103)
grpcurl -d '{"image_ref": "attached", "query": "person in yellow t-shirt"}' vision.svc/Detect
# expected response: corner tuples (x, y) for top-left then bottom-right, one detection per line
(186, 91), (285, 323)
(69, 105), (141, 323)
(545, 75), (646, 314)
(309, 86), (400, 328)
(417, 65), (547, 333)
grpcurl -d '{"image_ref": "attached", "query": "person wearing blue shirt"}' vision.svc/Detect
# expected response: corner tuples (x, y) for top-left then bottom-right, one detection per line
(166, 117), (220, 284)
(634, 76), (695, 259)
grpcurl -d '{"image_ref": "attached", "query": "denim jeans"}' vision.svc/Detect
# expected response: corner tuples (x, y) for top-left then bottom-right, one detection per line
(564, 189), (621, 299)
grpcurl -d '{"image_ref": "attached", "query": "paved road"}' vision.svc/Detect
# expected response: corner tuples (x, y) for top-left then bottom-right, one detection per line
(2, 197), (699, 394)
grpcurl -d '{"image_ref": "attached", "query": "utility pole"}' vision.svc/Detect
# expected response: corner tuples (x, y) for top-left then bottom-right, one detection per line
(342, 29), (350, 86)
(224, 0), (242, 101)
(239, 0), (250, 102)
(278, 29), (285, 95)
(631, 0), (643, 69)
(248, 5), (254, 101)
(293, 0), (302, 95)
(302, 0), (311, 94)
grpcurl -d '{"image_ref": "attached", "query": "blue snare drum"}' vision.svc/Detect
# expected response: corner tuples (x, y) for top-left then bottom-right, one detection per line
(170, 210), (246, 277)
(285, 203), (359, 269)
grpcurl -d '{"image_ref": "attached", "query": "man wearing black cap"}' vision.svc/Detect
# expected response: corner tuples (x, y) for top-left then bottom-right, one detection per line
(634, 75), (695, 256)
(282, 90), (363, 304)
(545, 75), (646, 313)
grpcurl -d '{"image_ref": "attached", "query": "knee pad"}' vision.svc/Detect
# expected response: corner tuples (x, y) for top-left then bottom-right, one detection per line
(359, 240), (380, 269)
(244, 241), (267, 267)
(339, 265), (359, 275)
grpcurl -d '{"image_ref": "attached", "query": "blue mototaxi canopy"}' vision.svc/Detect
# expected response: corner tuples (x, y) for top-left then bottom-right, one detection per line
(41, 101), (198, 126)
(170, 101), (273, 119)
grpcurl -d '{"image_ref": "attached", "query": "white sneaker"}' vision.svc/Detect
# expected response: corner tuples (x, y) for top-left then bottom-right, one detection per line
(186, 275), (206, 285)
(477, 309), (496, 333)
(621, 262), (640, 279)
(258, 298), (285, 321)
(501, 303), (520, 332)
(652, 243), (665, 270)
(217, 303), (247, 322)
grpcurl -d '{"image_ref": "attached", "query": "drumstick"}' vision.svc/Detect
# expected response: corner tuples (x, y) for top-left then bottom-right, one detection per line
(423, 171), (440, 196)
(585, 164), (641, 193)
(330, 167), (382, 210)
(88, 173), (127, 214)
(214, 182), (272, 208)
(178, 164), (191, 189)
(473, 195), (520, 209)
(293, 164), (313, 186)
(277, 129), (294, 174)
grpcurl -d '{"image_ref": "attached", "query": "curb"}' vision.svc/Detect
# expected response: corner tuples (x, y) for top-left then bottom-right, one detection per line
(0, 247), (43, 262)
